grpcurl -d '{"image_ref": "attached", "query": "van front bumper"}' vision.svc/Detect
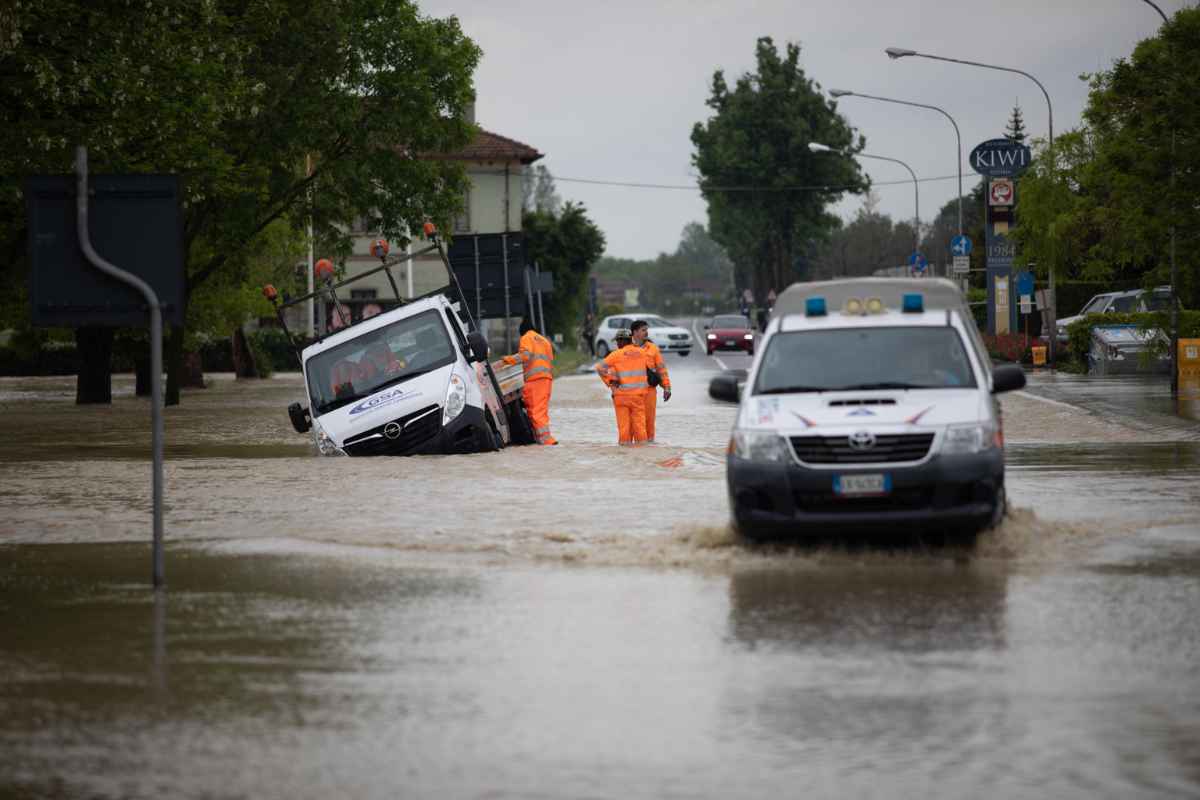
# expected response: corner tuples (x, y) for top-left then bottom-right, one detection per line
(727, 450), (1004, 536)
(341, 405), (493, 456)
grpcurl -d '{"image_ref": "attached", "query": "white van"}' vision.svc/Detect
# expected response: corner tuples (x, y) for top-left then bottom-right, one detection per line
(709, 278), (1026, 538)
(274, 228), (533, 456)
(288, 294), (529, 456)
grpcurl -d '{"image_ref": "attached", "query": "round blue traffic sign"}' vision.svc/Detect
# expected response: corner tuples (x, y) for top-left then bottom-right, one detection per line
(950, 235), (972, 257)
(1016, 271), (1035, 296)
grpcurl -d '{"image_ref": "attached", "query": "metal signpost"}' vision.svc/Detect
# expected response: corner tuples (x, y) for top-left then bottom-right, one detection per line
(25, 146), (182, 589)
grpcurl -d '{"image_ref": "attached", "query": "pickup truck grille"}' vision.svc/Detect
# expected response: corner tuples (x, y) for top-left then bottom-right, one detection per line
(789, 433), (935, 464)
(343, 404), (441, 456)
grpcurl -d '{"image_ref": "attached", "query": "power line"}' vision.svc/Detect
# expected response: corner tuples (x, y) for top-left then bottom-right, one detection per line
(545, 172), (971, 192)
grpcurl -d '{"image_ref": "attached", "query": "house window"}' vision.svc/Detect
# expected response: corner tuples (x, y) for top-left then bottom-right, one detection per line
(453, 188), (471, 233)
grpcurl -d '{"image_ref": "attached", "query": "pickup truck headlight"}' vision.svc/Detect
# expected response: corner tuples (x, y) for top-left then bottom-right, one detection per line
(732, 429), (792, 463)
(312, 418), (345, 456)
(942, 423), (996, 455)
(443, 373), (466, 424)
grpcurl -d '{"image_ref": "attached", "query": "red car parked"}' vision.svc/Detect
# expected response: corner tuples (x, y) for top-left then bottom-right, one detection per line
(704, 314), (755, 356)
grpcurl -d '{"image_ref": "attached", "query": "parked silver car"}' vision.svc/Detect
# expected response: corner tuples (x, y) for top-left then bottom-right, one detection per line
(1054, 285), (1175, 344)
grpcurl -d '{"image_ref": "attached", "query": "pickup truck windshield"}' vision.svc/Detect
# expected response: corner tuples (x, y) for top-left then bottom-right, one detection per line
(754, 326), (977, 394)
(306, 309), (455, 415)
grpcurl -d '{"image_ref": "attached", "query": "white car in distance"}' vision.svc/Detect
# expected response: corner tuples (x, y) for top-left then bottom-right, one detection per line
(594, 314), (693, 357)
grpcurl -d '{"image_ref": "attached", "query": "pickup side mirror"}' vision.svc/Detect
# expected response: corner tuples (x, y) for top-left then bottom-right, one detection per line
(466, 331), (489, 363)
(288, 402), (312, 433)
(709, 374), (741, 403)
(991, 364), (1026, 394)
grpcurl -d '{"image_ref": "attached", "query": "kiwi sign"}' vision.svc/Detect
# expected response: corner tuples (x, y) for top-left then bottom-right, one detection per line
(969, 138), (1033, 178)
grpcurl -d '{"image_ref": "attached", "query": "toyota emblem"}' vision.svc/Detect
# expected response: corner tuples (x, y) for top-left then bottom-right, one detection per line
(383, 422), (403, 440)
(847, 430), (876, 450)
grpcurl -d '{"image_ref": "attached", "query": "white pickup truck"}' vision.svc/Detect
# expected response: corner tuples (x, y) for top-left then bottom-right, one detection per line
(268, 228), (535, 456)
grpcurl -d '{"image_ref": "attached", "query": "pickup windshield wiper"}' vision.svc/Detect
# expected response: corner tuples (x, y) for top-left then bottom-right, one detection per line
(833, 382), (926, 391)
(757, 385), (825, 394)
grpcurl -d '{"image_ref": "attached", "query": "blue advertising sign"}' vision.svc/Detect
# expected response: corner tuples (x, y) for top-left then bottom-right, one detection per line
(969, 138), (1033, 178)
(950, 235), (972, 257)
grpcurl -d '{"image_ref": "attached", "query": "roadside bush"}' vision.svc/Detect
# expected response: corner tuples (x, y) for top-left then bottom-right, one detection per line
(251, 328), (300, 371)
(982, 333), (1032, 364)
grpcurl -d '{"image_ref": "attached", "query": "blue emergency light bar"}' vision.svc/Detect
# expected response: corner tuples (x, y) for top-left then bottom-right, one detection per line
(902, 293), (924, 313)
(806, 297), (827, 316)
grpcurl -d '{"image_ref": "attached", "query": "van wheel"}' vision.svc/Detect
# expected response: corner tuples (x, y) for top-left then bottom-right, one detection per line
(597, 341), (609, 357)
(986, 484), (1007, 530)
(484, 412), (503, 452)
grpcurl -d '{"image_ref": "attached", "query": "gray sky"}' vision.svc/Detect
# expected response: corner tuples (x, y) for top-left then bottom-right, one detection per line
(423, 0), (1180, 261)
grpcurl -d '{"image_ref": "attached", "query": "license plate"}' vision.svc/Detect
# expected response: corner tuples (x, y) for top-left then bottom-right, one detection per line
(833, 473), (891, 496)
(725, 339), (736, 346)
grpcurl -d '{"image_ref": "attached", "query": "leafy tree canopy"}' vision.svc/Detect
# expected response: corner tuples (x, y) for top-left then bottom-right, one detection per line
(1, 0), (480, 400)
(691, 37), (867, 296)
(1012, 7), (1199, 308)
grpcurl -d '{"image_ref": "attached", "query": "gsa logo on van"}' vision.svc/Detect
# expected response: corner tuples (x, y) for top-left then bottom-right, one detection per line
(348, 386), (422, 416)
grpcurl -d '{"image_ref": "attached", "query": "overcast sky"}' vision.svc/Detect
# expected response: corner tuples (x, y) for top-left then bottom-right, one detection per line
(422, 0), (1182, 261)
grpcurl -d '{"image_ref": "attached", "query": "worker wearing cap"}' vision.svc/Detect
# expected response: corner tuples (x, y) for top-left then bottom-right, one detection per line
(630, 319), (671, 443)
(501, 318), (557, 445)
(595, 328), (649, 445)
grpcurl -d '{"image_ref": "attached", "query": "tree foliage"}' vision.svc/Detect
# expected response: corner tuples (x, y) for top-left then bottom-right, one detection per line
(1012, 7), (1200, 308)
(522, 202), (605, 343)
(1, 0), (481, 401)
(592, 222), (735, 313)
(691, 37), (867, 297)
(521, 164), (562, 216)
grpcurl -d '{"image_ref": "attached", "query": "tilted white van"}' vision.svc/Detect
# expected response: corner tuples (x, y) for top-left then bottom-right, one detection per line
(710, 278), (1026, 538)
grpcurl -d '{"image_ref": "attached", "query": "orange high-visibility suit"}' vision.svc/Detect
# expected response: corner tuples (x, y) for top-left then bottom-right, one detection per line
(596, 344), (649, 445)
(502, 329), (557, 445)
(637, 339), (670, 442)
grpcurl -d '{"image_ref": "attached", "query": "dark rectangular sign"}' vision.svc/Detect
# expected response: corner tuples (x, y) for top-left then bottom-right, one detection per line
(446, 233), (525, 320)
(26, 174), (185, 327)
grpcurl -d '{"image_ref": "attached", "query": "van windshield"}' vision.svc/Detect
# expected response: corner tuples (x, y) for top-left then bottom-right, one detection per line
(306, 309), (456, 415)
(754, 326), (977, 394)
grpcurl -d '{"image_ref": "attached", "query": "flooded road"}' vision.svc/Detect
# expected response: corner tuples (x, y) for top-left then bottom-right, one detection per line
(2, 353), (1199, 798)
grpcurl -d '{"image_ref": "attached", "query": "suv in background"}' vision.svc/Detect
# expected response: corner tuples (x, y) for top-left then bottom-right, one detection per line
(1053, 286), (1175, 344)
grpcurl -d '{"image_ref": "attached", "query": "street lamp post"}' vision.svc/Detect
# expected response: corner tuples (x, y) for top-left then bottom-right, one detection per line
(886, 47), (1058, 360)
(829, 89), (963, 240)
(1141, 0), (1179, 394)
(809, 142), (920, 259)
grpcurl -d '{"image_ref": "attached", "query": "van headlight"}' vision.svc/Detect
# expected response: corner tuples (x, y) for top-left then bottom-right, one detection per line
(731, 429), (792, 462)
(942, 423), (996, 454)
(312, 418), (345, 456)
(443, 373), (466, 424)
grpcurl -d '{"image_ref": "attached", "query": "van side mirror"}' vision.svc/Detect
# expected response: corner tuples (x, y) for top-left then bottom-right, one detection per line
(288, 402), (312, 433)
(466, 331), (489, 363)
(991, 364), (1026, 394)
(709, 374), (740, 403)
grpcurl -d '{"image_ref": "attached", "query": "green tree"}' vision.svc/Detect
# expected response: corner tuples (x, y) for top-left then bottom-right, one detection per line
(522, 202), (606, 343)
(522, 164), (562, 215)
(691, 37), (867, 297)
(1012, 8), (1200, 308)
(1, 0), (480, 403)
(1004, 104), (1028, 143)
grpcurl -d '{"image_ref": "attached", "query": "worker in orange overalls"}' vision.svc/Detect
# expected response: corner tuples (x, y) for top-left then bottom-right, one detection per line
(595, 328), (649, 445)
(502, 318), (558, 445)
(630, 319), (671, 443)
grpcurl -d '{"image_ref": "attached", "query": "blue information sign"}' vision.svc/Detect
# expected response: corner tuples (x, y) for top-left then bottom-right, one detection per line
(1016, 271), (1035, 296)
(951, 235), (972, 257)
(908, 252), (928, 273)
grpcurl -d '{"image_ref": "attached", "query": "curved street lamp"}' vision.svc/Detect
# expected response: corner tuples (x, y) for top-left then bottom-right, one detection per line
(887, 46), (1058, 359)
(829, 88), (963, 238)
(809, 142), (920, 256)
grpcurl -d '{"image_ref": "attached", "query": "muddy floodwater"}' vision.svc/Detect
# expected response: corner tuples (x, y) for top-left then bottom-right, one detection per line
(2, 356), (1199, 799)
